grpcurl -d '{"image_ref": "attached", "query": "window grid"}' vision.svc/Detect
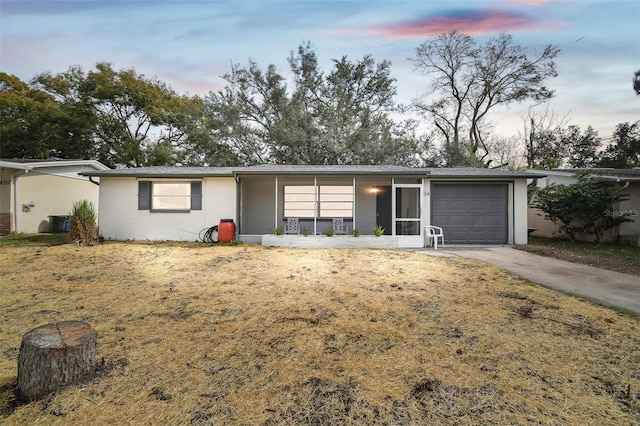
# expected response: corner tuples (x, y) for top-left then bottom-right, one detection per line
(284, 185), (353, 218)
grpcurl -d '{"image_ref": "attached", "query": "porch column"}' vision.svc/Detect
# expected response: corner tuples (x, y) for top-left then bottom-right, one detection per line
(274, 176), (278, 230)
(352, 177), (356, 232)
(391, 177), (395, 236)
(313, 177), (317, 235)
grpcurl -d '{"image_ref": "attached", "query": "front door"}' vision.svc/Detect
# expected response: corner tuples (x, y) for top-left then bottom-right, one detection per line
(393, 184), (422, 247)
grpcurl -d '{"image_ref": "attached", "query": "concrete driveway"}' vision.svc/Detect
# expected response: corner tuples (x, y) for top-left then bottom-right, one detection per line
(420, 247), (640, 315)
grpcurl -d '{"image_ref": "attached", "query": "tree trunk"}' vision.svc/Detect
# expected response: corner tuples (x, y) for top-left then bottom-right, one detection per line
(16, 321), (98, 402)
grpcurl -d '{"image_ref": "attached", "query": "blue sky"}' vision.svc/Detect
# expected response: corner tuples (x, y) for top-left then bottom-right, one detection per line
(1, 0), (639, 140)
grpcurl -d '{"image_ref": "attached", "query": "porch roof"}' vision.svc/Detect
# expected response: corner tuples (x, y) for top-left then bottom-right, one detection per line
(79, 164), (542, 179)
(235, 164), (430, 177)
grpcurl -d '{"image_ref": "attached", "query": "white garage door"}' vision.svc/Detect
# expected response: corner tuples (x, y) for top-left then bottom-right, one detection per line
(432, 183), (508, 244)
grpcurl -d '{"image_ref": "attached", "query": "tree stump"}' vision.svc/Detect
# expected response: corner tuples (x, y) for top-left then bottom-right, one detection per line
(16, 321), (98, 402)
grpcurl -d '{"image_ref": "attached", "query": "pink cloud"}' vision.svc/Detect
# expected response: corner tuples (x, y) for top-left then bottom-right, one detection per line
(334, 9), (561, 39)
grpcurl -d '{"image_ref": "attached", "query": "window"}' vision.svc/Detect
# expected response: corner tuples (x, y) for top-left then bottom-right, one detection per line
(319, 186), (353, 218)
(138, 181), (202, 212)
(284, 185), (315, 218)
(283, 185), (353, 218)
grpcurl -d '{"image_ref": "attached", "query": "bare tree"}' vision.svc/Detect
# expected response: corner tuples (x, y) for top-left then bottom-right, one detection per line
(412, 31), (560, 166)
(484, 136), (526, 170)
(521, 104), (571, 169)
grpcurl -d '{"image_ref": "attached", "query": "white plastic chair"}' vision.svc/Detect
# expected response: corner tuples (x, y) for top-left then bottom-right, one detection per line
(424, 226), (445, 249)
(285, 218), (299, 234)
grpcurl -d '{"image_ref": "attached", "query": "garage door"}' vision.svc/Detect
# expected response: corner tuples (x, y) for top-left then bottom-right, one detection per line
(432, 183), (508, 244)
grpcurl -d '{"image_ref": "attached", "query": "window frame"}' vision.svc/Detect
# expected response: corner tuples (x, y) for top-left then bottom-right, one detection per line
(138, 181), (202, 213)
(283, 185), (316, 218)
(318, 185), (353, 218)
(283, 184), (353, 219)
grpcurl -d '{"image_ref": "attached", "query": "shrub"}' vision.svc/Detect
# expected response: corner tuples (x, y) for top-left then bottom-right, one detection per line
(69, 200), (97, 245)
(374, 225), (385, 237)
(532, 173), (632, 243)
(273, 227), (283, 235)
(324, 228), (334, 237)
(353, 228), (361, 237)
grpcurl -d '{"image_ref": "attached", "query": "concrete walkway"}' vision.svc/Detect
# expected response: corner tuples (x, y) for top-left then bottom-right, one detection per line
(418, 247), (640, 315)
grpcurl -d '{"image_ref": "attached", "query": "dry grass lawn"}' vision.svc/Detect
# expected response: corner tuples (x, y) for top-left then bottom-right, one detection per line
(1, 242), (639, 425)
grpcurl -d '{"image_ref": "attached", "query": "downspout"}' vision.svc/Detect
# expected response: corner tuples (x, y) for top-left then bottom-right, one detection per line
(89, 176), (99, 186)
(236, 175), (241, 236)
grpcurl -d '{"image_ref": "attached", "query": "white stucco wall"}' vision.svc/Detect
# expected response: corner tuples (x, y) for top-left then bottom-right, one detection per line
(14, 172), (100, 233)
(98, 177), (237, 241)
(512, 179), (529, 245)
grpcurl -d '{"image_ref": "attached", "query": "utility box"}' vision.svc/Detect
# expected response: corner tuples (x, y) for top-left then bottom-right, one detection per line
(49, 216), (68, 233)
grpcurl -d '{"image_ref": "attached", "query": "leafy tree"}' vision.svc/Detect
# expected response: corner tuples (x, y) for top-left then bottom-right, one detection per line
(562, 125), (599, 168)
(205, 42), (431, 165)
(1, 72), (50, 158)
(0, 72), (95, 159)
(82, 63), (192, 167)
(207, 60), (292, 165)
(521, 107), (600, 169)
(30, 66), (97, 159)
(528, 128), (565, 169)
(412, 31), (560, 166)
(634, 69), (640, 95)
(597, 121), (640, 168)
(533, 173), (631, 243)
(174, 96), (239, 166)
(32, 63), (226, 168)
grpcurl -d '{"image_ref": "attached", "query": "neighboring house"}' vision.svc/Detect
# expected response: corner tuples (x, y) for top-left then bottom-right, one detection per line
(528, 168), (640, 245)
(80, 165), (539, 248)
(0, 159), (110, 235)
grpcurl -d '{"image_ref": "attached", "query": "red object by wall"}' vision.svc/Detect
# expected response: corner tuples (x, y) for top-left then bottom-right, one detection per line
(218, 219), (236, 243)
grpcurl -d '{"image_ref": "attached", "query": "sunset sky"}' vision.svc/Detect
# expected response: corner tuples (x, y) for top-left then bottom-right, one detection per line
(1, 0), (639, 140)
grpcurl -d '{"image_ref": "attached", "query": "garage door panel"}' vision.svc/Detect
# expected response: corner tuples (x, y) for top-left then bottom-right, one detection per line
(485, 186), (507, 197)
(467, 230), (488, 240)
(447, 230), (472, 241)
(450, 200), (468, 210)
(467, 200), (487, 210)
(432, 183), (508, 244)
(433, 216), (450, 225)
(486, 216), (505, 226)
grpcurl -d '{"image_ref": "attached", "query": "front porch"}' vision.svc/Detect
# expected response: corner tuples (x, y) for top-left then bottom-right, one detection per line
(237, 172), (426, 248)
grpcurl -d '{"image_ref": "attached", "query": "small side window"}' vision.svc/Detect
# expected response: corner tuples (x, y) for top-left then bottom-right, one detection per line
(191, 182), (202, 210)
(138, 181), (151, 210)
